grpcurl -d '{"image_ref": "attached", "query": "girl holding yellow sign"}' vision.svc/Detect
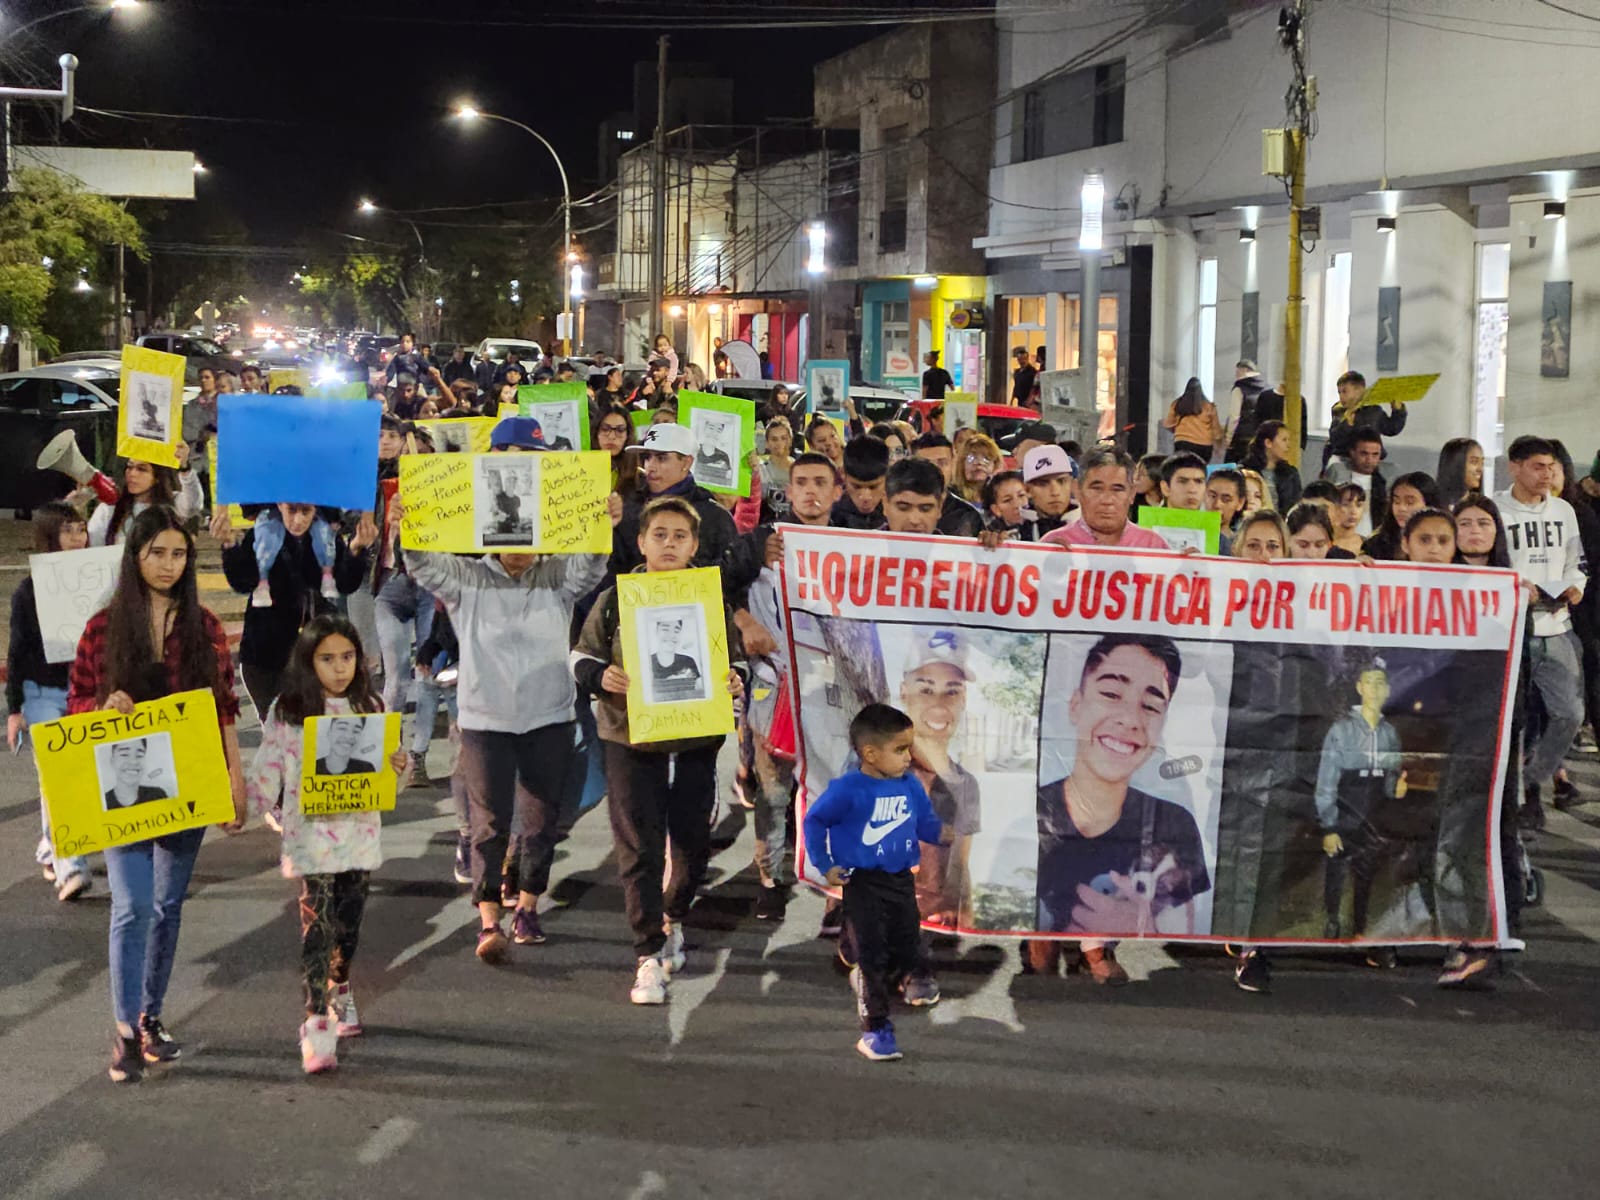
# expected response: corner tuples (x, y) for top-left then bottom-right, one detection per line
(247, 614), (410, 1075)
(65, 508), (247, 1085)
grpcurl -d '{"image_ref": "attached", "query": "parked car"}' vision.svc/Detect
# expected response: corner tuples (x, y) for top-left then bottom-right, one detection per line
(472, 338), (544, 376)
(134, 332), (231, 385)
(895, 400), (1041, 460)
(0, 363), (122, 510)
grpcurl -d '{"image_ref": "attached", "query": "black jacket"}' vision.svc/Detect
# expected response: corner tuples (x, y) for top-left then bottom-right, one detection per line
(937, 494), (984, 538)
(1323, 402), (1407, 466)
(223, 528), (371, 673)
(609, 478), (737, 581)
(828, 496), (882, 530)
(6, 577), (68, 713)
(1243, 452), (1303, 512)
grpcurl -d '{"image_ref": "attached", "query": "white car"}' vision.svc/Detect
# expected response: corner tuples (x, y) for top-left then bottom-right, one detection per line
(473, 338), (544, 377)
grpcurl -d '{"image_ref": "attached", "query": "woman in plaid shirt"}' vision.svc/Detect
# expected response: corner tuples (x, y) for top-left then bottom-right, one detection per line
(68, 507), (246, 1084)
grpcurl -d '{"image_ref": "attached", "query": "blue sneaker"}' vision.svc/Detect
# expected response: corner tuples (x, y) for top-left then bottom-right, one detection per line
(511, 906), (546, 946)
(856, 1023), (902, 1062)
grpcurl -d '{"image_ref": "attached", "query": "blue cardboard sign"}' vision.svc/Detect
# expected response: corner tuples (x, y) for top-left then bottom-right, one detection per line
(215, 395), (381, 510)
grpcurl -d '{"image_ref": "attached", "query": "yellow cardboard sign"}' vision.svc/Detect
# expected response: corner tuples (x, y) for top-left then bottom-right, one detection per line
(618, 566), (734, 743)
(269, 367), (312, 394)
(206, 439), (252, 529)
(498, 402), (519, 419)
(34, 689), (232, 858)
(398, 451), (612, 554)
(299, 712), (402, 816)
(1361, 373), (1440, 408)
(941, 393), (978, 434)
(117, 344), (184, 468)
(414, 417), (495, 455)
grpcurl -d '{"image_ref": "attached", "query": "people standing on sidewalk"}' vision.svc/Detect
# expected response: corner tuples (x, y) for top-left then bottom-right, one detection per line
(247, 614), (410, 1074)
(400, 417), (620, 963)
(572, 497), (747, 1004)
(9, 501), (94, 901)
(67, 506), (246, 1083)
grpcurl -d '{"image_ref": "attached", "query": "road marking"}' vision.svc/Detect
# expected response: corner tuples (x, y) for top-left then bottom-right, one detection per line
(197, 572), (232, 592)
(928, 952), (1025, 1033)
(356, 1116), (420, 1165)
(7, 1141), (105, 1200)
(668, 947), (730, 1049)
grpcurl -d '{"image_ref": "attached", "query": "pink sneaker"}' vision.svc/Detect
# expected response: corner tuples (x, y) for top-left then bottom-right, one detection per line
(299, 1015), (338, 1074)
(328, 982), (363, 1038)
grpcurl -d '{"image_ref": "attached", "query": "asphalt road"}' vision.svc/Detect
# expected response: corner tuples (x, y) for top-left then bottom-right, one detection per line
(1, 707), (1598, 1200)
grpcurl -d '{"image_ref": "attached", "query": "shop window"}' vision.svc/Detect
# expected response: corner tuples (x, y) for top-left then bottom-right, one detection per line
(880, 301), (912, 379)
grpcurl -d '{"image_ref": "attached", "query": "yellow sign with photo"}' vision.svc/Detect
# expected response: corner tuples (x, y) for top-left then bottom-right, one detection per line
(117, 344), (185, 468)
(34, 689), (232, 859)
(617, 566), (734, 743)
(299, 712), (402, 816)
(414, 416), (496, 455)
(269, 367), (312, 394)
(941, 393), (979, 434)
(398, 450), (612, 554)
(206, 439), (251, 530)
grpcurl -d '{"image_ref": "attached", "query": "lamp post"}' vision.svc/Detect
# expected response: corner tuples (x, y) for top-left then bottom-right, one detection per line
(454, 105), (574, 356)
(1078, 170), (1105, 424)
(357, 199), (431, 338)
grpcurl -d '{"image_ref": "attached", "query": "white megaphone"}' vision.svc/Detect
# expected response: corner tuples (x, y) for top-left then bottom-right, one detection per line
(36, 430), (119, 505)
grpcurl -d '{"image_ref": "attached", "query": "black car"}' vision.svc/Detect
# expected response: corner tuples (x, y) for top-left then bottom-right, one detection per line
(0, 364), (121, 511)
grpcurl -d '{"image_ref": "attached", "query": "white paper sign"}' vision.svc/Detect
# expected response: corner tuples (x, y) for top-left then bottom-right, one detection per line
(29, 545), (123, 663)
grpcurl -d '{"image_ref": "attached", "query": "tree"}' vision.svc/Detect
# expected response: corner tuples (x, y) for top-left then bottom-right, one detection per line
(0, 167), (145, 354)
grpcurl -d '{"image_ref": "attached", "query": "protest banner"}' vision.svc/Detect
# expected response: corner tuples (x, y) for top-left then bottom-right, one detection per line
(1137, 506), (1221, 554)
(117, 344), (184, 468)
(617, 566), (734, 743)
(677, 390), (756, 496)
(34, 690), (232, 859)
(215, 394), (381, 511)
(804, 359), (849, 415)
(941, 394), (978, 435)
(398, 451), (612, 554)
(28, 545), (122, 663)
(1362, 373), (1439, 408)
(516, 382), (590, 451)
(205, 439), (251, 530)
(414, 416), (495, 455)
(300, 712), (402, 815)
(780, 528), (1524, 947)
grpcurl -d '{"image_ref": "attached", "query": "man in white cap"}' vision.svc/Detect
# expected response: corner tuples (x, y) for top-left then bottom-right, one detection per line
(610, 422), (737, 578)
(1011, 445), (1080, 542)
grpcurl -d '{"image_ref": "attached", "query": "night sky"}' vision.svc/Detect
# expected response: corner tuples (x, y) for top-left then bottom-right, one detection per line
(1, 0), (981, 243)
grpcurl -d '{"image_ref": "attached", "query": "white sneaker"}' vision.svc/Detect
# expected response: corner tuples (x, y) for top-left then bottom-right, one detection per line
(659, 921), (686, 975)
(328, 982), (363, 1038)
(250, 579), (273, 608)
(630, 955), (667, 1005)
(56, 871), (91, 902)
(299, 1015), (338, 1074)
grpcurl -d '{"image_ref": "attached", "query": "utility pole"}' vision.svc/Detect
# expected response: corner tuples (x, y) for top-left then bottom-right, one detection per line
(647, 35), (670, 351)
(1277, 0), (1314, 466)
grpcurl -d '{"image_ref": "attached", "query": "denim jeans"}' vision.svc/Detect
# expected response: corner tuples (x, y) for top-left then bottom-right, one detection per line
(411, 669), (458, 756)
(103, 826), (207, 1026)
(23, 682), (86, 880)
(374, 574), (435, 717)
(1527, 630), (1584, 784)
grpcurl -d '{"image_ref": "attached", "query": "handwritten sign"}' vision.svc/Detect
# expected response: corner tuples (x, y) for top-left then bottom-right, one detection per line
(1362, 373), (1440, 408)
(1137, 506), (1222, 555)
(299, 712), (401, 816)
(617, 566), (734, 743)
(941, 394), (978, 435)
(117, 344), (184, 468)
(34, 690), (232, 859)
(29, 545), (123, 663)
(398, 450), (612, 554)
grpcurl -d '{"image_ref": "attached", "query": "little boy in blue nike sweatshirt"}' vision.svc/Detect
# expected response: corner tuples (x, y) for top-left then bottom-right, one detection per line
(803, 703), (947, 1062)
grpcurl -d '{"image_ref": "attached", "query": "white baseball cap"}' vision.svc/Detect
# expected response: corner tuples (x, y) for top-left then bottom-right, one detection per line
(1023, 445), (1076, 482)
(630, 423), (696, 456)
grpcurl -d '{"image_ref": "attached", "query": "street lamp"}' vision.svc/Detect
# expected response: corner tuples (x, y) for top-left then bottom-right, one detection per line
(1078, 169), (1105, 418)
(453, 103), (574, 355)
(358, 198), (431, 337)
(2, 1), (142, 40)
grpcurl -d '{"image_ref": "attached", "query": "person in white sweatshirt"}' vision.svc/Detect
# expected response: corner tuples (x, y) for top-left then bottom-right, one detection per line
(1494, 435), (1589, 823)
(397, 417), (623, 963)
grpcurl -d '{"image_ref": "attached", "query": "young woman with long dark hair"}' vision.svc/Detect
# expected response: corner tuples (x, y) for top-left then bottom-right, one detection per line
(1362, 471), (1439, 562)
(87, 451), (203, 546)
(1161, 377), (1221, 461)
(67, 506), (245, 1083)
(1435, 437), (1485, 509)
(1243, 420), (1303, 512)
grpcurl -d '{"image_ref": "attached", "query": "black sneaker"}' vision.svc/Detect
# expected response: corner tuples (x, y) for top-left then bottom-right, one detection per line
(109, 1033), (144, 1084)
(754, 884), (787, 922)
(1438, 945), (1495, 990)
(138, 1014), (181, 1064)
(409, 751), (434, 788)
(1234, 951), (1271, 994)
(1518, 801), (1546, 833)
(1365, 947), (1398, 970)
(1552, 776), (1580, 811)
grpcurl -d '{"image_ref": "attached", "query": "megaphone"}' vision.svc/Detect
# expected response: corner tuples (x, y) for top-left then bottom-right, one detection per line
(36, 430), (119, 506)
